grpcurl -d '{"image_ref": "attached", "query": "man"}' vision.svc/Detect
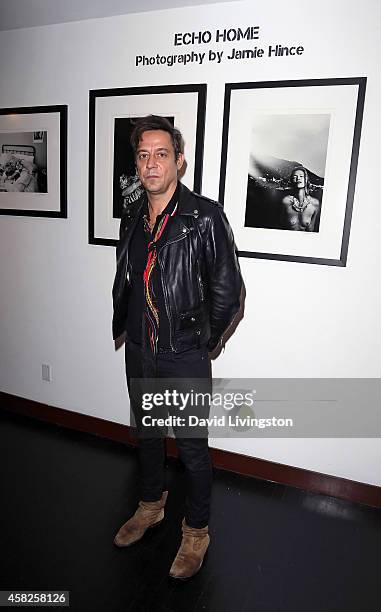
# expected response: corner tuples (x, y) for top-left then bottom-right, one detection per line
(112, 115), (243, 579)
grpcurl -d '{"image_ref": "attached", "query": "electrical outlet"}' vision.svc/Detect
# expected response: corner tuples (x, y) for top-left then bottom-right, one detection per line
(42, 364), (51, 382)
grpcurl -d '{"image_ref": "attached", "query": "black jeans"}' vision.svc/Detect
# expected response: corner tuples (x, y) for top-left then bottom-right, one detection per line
(125, 339), (213, 528)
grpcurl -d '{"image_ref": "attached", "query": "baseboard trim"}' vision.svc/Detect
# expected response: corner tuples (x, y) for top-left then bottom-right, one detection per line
(1, 391), (380, 509)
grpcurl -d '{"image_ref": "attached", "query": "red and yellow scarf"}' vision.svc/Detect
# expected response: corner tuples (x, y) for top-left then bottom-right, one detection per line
(143, 203), (177, 354)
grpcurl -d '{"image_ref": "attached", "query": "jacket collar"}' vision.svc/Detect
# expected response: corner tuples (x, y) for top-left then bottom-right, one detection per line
(176, 182), (199, 217)
(128, 181), (197, 227)
(119, 182), (198, 256)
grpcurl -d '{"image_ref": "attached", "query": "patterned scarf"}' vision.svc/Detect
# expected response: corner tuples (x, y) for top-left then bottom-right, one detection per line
(143, 202), (178, 354)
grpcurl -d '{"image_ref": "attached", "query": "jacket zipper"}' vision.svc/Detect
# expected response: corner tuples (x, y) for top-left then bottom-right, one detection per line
(197, 265), (204, 302)
(158, 256), (175, 352)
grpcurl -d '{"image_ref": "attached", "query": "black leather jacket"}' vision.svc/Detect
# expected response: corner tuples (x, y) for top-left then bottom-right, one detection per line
(112, 182), (243, 352)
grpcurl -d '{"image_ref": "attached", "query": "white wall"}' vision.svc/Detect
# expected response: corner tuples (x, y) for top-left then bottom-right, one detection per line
(0, 0), (380, 486)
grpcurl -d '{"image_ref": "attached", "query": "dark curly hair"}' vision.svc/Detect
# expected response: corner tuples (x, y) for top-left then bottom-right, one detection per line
(130, 115), (184, 160)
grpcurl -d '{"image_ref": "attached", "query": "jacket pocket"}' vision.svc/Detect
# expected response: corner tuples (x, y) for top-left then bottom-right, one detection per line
(178, 306), (204, 331)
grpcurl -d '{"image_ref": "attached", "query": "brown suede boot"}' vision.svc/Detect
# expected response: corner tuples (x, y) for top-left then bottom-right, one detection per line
(169, 518), (210, 579)
(113, 490), (168, 547)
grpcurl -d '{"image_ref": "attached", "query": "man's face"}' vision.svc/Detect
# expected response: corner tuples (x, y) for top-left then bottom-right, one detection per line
(135, 130), (184, 198)
(291, 169), (306, 189)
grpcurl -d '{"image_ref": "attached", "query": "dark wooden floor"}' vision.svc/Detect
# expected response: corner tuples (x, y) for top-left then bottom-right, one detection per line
(1, 408), (380, 612)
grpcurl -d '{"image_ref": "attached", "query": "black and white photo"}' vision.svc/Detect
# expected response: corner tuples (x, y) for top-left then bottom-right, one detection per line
(244, 114), (330, 233)
(219, 78), (366, 265)
(0, 132), (48, 194)
(0, 105), (67, 217)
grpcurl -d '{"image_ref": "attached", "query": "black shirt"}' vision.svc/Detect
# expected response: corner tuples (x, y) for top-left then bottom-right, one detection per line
(125, 185), (178, 349)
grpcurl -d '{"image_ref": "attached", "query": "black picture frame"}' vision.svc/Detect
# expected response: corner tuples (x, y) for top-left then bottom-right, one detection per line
(88, 84), (207, 247)
(219, 78), (366, 266)
(0, 105), (67, 218)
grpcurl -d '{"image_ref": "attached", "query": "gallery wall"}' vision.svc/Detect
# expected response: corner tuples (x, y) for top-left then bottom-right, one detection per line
(0, 0), (380, 486)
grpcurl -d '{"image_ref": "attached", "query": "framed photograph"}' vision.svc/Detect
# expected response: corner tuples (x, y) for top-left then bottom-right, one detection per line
(89, 84), (207, 246)
(219, 78), (366, 266)
(0, 105), (67, 217)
